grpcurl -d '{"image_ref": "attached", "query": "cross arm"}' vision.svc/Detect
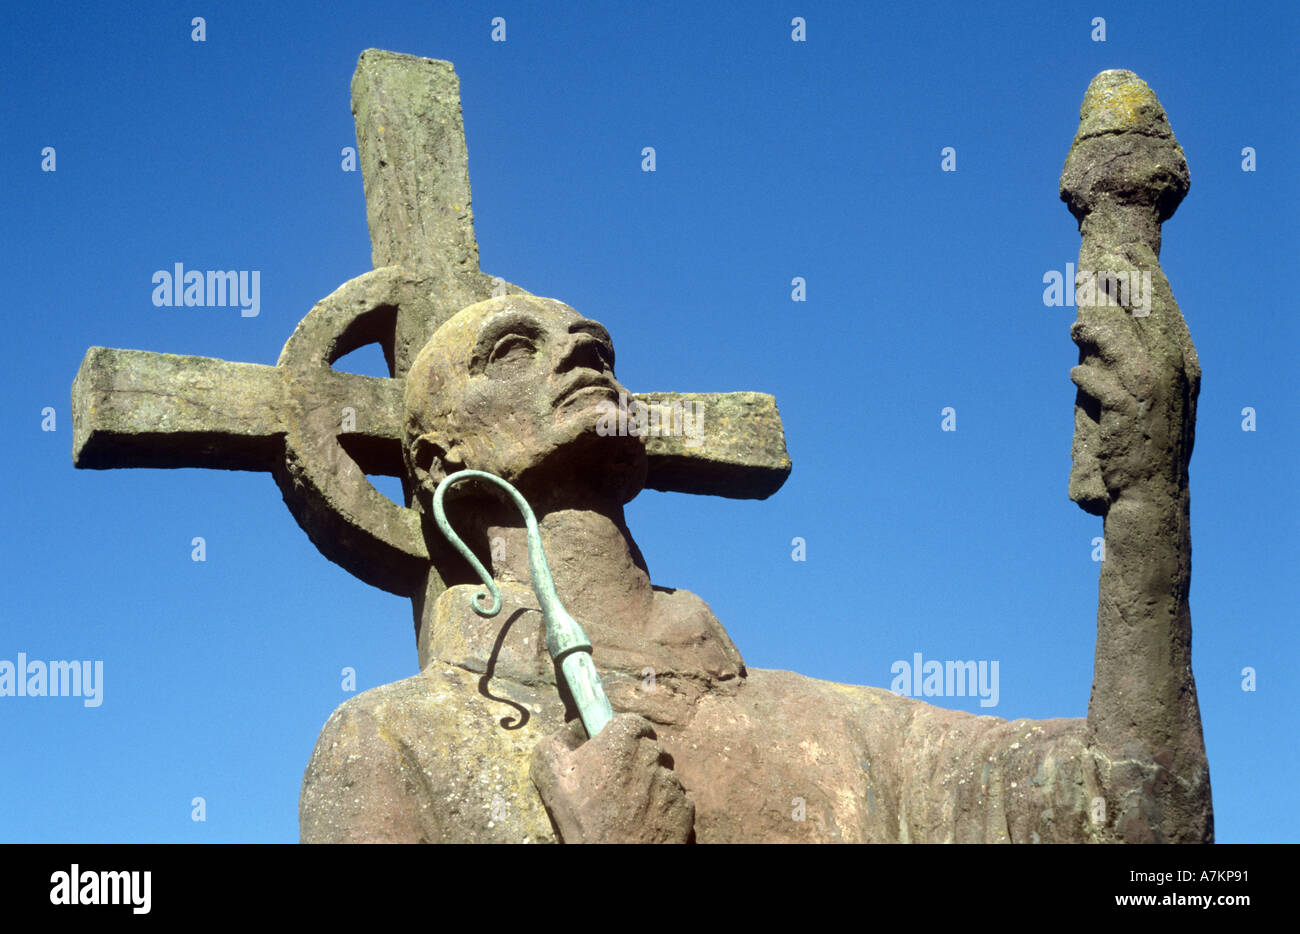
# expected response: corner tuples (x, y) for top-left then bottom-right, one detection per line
(72, 347), (790, 497)
(72, 347), (285, 471)
(638, 392), (790, 499)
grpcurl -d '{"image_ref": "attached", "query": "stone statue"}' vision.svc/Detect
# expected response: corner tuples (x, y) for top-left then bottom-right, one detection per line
(72, 53), (1212, 843)
(1061, 69), (1210, 840)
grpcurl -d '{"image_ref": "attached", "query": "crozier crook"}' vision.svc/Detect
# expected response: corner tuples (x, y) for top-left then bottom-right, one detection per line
(433, 469), (616, 739)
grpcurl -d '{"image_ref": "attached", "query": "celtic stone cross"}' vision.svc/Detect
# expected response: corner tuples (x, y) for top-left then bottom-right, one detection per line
(72, 50), (791, 639)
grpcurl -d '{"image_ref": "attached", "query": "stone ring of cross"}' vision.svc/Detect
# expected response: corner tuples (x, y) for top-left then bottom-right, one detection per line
(74, 266), (449, 596)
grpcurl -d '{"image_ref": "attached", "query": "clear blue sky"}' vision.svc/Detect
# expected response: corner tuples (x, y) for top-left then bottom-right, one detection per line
(2, 0), (1295, 843)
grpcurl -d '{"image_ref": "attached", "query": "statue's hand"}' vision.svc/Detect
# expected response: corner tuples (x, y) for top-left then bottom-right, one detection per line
(530, 712), (695, 844)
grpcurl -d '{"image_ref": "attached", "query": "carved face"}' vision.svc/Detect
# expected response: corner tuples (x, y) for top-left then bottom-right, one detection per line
(1067, 339), (1111, 516)
(1067, 314), (1179, 516)
(404, 295), (647, 506)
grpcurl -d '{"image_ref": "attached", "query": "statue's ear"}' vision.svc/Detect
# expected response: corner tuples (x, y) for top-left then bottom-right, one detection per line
(410, 433), (464, 503)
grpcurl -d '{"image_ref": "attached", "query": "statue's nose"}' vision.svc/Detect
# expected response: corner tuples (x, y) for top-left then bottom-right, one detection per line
(557, 332), (612, 376)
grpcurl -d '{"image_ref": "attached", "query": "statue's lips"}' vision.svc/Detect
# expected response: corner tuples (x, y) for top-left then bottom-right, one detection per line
(555, 378), (619, 411)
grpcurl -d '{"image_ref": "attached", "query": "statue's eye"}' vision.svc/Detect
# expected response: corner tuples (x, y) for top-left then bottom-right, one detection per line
(488, 335), (535, 365)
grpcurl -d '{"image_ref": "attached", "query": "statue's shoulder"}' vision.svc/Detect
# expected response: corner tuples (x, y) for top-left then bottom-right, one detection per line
(719, 665), (928, 735)
(718, 665), (1073, 770)
(299, 653), (565, 843)
(735, 666), (1077, 741)
(643, 585), (745, 679)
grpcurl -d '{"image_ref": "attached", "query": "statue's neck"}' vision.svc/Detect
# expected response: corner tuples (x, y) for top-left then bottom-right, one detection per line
(1078, 202), (1163, 257)
(414, 494), (748, 711)
(486, 503), (656, 644)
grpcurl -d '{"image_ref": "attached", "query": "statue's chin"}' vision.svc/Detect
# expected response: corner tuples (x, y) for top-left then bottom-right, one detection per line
(511, 423), (647, 508)
(572, 427), (648, 505)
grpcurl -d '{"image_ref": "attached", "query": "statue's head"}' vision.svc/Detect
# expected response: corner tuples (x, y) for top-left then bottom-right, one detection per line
(1059, 70), (1189, 231)
(403, 295), (648, 513)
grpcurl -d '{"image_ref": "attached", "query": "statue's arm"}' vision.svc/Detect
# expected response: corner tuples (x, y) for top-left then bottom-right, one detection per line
(886, 703), (1104, 843)
(299, 692), (440, 843)
(890, 696), (1206, 844)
